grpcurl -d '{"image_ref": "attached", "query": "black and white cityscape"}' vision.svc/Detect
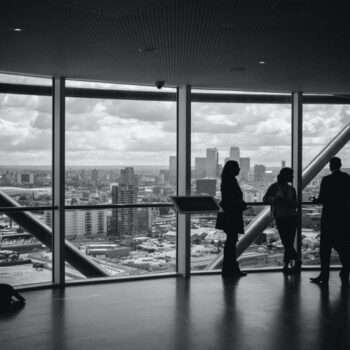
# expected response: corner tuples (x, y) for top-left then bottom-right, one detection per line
(0, 81), (349, 285)
(0, 143), (342, 285)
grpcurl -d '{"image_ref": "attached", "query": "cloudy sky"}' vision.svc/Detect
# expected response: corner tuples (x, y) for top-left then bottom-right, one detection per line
(0, 75), (349, 168)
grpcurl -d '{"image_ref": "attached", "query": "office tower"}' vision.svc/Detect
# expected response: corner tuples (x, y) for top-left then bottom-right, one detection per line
(111, 184), (138, 238)
(240, 157), (250, 181)
(110, 167), (139, 238)
(169, 156), (176, 186)
(195, 157), (207, 178)
(91, 169), (98, 187)
(254, 164), (266, 182)
(229, 146), (240, 163)
(120, 167), (136, 186)
(137, 207), (151, 236)
(196, 178), (217, 196)
(282, 160), (286, 168)
(159, 170), (169, 185)
(206, 148), (218, 178)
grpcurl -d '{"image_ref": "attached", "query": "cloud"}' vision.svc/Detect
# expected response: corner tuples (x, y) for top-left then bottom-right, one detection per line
(66, 98), (100, 115)
(0, 91), (349, 167)
(104, 100), (175, 122)
(32, 113), (51, 129)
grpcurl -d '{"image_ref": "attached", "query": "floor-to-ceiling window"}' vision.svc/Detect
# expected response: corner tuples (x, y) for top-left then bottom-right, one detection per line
(2, 73), (348, 286)
(302, 99), (350, 266)
(64, 80), (177, 279)
(0, 73), (52, 286)
(190, 91), (292, 270)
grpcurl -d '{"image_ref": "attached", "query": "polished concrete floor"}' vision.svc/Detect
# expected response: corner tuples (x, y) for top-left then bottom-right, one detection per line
(0, 271), (349, 350)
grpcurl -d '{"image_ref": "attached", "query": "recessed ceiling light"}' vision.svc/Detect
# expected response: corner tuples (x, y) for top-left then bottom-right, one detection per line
(138, 47), (159, 53)
(12, 28), (23, 32)
(259, 61), (266, 64)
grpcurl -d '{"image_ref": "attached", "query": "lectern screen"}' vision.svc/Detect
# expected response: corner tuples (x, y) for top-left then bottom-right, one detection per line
(170, 196), (221, 214)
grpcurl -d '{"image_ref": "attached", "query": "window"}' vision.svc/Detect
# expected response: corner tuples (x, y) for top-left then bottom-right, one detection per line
(191, 95), (292, 270)
(0, 75), (52, 286)
(64, 83), (177, 279)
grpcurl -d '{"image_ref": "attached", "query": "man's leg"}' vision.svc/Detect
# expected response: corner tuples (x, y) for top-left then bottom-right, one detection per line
(333, 239), (350, 285)
(310, 233), (331, 284)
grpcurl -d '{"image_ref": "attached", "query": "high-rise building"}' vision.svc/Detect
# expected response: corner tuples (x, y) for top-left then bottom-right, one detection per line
(254, 164), (266, 182)
(91, 169), (98, 187)
(111, 184), (138, 238)
(169, 156), (176, 186)
(240, 157), (250, 181)
(229, 146), (240, 163)
(120, 167), (136, 186)
(282, 160), (286, 168)
(194, 157), (207, 178)
(111, 167), (138, 238)
(206, 148), (218, 178)
(159, 170), (169, 185)
(196, 178), (217, 196)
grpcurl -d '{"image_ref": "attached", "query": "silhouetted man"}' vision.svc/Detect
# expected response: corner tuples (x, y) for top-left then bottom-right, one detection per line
(310, 157), (350, 286)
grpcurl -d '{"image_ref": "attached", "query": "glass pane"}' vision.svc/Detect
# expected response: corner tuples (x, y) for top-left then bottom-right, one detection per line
(303, 104), (350, 200)
(0, 93), (52, 205)
(190, 205), (289, 270)
(65, 95), (177, 279)
(65, 97), (176, 204)
(191, 101), (291, 270)
(61, 207), (176, 280)
(301, 204), (341, 266)
(0, 211), (52, 286)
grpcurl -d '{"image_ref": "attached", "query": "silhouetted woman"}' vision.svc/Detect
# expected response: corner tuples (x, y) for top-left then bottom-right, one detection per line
(263, 167), (301, 273)
(216, 160), (247, 278)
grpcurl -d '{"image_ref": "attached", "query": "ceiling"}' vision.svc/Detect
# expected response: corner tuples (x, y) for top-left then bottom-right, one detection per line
(1, 0), (350, 93)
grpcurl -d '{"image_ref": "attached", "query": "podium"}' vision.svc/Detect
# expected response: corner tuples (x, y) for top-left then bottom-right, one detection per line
(170, 196), (222, 214)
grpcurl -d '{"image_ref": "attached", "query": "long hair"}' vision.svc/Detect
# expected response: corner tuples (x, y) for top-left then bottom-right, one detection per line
(221, 160), (239, 184)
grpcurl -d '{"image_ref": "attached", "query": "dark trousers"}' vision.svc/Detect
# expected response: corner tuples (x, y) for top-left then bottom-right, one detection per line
(276, 216), (299, 264)
(222, 233), (239, 275)
(320, 234), (350, 278)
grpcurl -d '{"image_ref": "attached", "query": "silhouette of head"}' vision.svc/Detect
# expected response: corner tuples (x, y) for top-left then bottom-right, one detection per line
(329, 157), (342, 172)
(277, 167), (294, 184)
(222, 160), (240, 179)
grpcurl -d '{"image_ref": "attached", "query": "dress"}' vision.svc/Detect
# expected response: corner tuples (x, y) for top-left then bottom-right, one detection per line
(216, 177), (246, 275)
(263, 182), (298, 264)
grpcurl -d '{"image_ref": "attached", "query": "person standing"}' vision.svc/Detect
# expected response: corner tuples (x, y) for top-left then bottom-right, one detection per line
(216, 160), (247, 278)
(263, 167), (301, 274)
(310, 157), (350, 286)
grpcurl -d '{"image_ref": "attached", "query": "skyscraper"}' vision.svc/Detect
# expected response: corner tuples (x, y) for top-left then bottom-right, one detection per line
(91, 169), (98, 187)
(240, 157), (250, 181)
(121, 167), (136, 186)
(229, 146), (240, 163)
(111, 167), (138, 239)
(169, 156), (176, 186)
(254, 164), (266, 182)
(206, 148), (218, 178)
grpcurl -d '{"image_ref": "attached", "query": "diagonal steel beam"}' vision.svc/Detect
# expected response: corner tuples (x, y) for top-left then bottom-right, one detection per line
(207, 122), (350, 269)
(0, 191), (109, 278)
